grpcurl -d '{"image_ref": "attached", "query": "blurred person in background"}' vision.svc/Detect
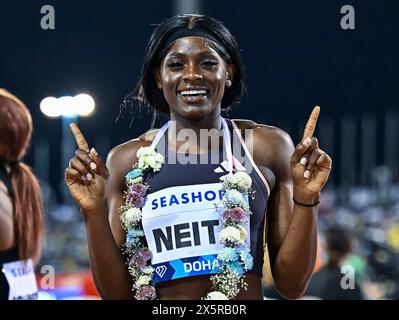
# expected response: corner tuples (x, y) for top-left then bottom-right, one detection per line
(306, 226), (364, 299)
(0, 89), (44, 300)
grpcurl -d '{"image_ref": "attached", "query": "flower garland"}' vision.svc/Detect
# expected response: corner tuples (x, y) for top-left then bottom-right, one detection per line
(119, 146), (254, 300)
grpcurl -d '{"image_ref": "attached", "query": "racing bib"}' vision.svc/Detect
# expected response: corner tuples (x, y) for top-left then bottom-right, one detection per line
(2, 259), (38, 300)
(141, 182), (250, 283)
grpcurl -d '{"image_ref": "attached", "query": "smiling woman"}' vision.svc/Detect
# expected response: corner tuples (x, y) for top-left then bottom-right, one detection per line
(65, 14), (332, 300)
(156, 36), (234, 121)
(130, 14), (245, 119)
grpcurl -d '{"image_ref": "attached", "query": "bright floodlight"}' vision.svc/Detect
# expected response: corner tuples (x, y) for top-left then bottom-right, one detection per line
(74, 94), (95, 116)
(58, 96), (76, 117)
(40, 94), (96, 118)
(40, 97), (60, 118)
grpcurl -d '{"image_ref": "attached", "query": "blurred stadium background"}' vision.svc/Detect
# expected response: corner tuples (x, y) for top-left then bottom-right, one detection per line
(1, 0), (398, 299)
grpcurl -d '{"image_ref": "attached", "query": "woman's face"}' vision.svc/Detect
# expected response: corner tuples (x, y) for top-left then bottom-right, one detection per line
(156, 36), (234, 121)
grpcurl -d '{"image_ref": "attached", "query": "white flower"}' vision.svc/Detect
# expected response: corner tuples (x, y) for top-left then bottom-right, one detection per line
(224, 189), (245, 207)
(226, 189), (244, 202)
(153, 153), (164, 171)
(142, 266), (154, 275)
(137, 147), (164, 172)
(232, 172), (252, 190)
(221, 172), (252, 192)
(122, 207), (142, 228)
(220, 226), (246, 245)
(238, 225), (248, 243)
(146, 153), (163, 172)
(129, 176), (143, 184)
(205, 291), (229, 300)
(136, 146), (156, 158)
(137, 156), (150, 170)
(136, 275), (152, 287)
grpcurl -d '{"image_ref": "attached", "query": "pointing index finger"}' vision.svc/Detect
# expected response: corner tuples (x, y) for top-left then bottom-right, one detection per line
(302, 106), (320, 141)
(70, 123), (89, 151)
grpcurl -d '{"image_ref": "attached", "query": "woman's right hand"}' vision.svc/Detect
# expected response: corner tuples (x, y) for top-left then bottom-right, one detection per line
(65, 123), (109, 212)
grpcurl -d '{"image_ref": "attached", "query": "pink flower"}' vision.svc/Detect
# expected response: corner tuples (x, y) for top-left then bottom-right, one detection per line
(132, 183), (147, 194)
(130, 249), (152, 269)
(139, 248), (152, 262)
(223, 207), (246, 222)
(130, 255), (145, 269)
(128, 193), (145, 208)
(135, 285), (156, 300)
(230, 207), (246, 221)
(127, 183), (147, 207)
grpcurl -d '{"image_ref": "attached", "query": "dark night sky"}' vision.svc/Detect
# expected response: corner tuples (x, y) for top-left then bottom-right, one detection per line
(1, 0), (398, 194)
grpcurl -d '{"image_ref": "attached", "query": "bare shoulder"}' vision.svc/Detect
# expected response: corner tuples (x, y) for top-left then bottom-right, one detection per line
(106, 129), (159, 176)
(232, 119), (294, 150)
(232, 119), (295, 173)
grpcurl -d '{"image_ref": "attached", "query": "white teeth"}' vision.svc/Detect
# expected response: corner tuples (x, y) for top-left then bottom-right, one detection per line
(180, 90), (207, 96)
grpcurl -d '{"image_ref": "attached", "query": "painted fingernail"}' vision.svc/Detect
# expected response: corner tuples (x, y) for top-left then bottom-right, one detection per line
(89, 162), (97, 170)
(300, 157), (307, 166)
(86, 173), (93, 181)
(304, 170), (310, 179)
(90, 148), (98, 156)
(302, 137), (311, 146)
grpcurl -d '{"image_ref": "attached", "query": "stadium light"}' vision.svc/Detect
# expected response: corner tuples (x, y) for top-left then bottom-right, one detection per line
(40, 94), (95, 118)
(39, 93), (96, 203)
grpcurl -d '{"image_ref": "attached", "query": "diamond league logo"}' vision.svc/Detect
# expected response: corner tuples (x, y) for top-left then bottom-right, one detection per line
(155, 265), (167, 278)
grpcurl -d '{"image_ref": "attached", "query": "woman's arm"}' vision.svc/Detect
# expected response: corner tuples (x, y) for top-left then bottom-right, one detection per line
(265, 130), (319, 299)
(254, 108), (332, 299)
(0, 181), (14, 250)
(81, 203), (133, 299)
(81, 143), (134, 299)
(82, 141), (148, 299)
(65, 124), (150, 299)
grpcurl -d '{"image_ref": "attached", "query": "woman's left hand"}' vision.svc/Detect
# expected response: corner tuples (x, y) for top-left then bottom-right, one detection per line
(290, 106), (333, 202)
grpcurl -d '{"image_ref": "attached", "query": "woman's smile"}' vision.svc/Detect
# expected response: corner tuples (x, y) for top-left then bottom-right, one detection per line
(177, 87), (210, 105)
